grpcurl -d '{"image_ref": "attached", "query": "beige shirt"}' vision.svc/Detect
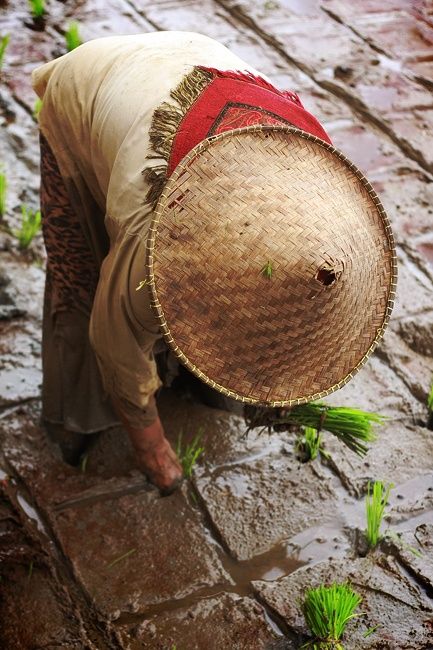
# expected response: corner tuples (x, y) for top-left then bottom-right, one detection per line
(33, 32), (262, 416)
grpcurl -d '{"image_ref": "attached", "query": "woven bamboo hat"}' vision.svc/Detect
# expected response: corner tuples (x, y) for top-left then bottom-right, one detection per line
(146, 125), (397, 407)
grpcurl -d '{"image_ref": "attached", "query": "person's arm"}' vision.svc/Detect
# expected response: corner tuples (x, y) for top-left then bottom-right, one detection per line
(89, 228), (182, 493)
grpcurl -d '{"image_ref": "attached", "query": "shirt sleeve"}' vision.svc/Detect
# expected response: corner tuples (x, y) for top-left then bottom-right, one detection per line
(89, 219), (162, 420)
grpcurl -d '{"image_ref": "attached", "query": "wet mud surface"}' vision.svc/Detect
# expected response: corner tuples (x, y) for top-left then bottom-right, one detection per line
(1, 0), (433, 647)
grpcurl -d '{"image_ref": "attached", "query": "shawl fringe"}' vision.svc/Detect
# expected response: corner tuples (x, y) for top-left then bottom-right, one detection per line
(143, 66), (301, 207)
(143, 67), (213, 207)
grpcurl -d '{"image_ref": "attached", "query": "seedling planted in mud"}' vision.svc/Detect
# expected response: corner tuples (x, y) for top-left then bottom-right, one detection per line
(0, 34), (10, 73)
(302, 582), (362, 649)
(176, 429), (204, 478)
(428, 380), (433, 412)
(365, 480), (393, 548)
(296, 426), (329, 462)
(33, 98), (43, 122)
(14, 205), (41, 248)
(427, 377), (433, 429)
(28, 0), (46, 19)
(65, 22), (82, 52)
(0, 167), (7, 217)
(80, 453), (88, 474)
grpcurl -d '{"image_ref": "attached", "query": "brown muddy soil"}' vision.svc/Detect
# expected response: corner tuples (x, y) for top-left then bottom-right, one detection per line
(1, 0), (433, 648)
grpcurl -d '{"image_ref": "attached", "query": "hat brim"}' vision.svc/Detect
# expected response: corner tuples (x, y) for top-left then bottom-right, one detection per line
(146, 125), (397, 406)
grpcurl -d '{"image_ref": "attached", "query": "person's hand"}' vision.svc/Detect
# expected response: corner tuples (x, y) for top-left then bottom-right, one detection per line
(131, 417), (183, 495)
(113, 400), (183, 495)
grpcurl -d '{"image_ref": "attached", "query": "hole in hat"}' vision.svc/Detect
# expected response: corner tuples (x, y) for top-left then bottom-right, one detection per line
(316, 267), (338, 286)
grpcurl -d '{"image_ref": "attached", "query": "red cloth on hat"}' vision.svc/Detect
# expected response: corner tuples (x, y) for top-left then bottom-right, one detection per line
(168, 67), (332, 177)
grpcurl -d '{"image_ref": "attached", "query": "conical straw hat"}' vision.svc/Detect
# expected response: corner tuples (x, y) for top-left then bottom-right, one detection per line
(146, 125), (397, 406)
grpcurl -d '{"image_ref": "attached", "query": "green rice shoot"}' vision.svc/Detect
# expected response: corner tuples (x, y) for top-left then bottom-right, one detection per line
(0, 167), (7, 217)
(365, 480), (393, 548)
(65, 22), (82, 52)
(14, 205), (41, 249)
(302, 582), (362, 649)
(176, 429), (205, 478)
(296, 426), (328, 462)
(261, 259), (273, 279)
(28, 0), (46, 19)
(427, 378), (433, 412)
(0, 34), (10, 72)
(277, 402), (384, 457)
(33, 98), (43, 122)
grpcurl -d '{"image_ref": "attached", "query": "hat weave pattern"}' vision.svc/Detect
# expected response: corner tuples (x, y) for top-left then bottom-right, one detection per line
(146, 125), (397, 406)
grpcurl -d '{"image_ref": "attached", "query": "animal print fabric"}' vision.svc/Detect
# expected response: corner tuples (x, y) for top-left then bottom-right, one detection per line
(40, 134), (99, 315)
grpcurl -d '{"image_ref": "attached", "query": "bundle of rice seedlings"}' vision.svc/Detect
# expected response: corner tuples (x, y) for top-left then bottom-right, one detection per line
(365, 480), (393, 548)
(244, 402), (384, 457)
(302, 582), (362, 649)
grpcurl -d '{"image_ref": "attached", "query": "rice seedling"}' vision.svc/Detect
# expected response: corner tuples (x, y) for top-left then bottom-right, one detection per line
(0, 167), (7, 217)
(14, 205), (42, 249)
(245, 402), (384, 457)
(427, 378), (433, 429)
(0, 34), (10, 73)
(428, 379), (433, 412)
(302, 582), (362, 649)
(176, 429), (204, 478)
(363, 624), (380, 638)
(261, 259), (273, 279)
(28, 0), (46, 19)
(365, 480), (393, 548)
(65, 22), (82, 52)
(107, 547), (136, 568)
(296, 426), (329, 462)
(33, 98), (43, 122)
(80, 453), (88, 474)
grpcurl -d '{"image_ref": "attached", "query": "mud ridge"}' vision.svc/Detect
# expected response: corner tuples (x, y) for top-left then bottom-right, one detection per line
(1, 478), (123, 649)
(321, 6), (433, 94)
